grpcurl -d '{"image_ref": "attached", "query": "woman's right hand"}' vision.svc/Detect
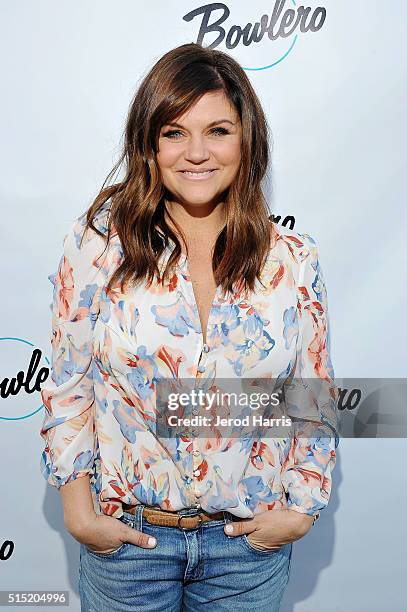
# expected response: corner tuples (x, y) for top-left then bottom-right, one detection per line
(69, 512), (157, 553)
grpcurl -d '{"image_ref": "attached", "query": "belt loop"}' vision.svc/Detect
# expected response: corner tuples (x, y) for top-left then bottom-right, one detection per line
(135, 504), (144, 532)
(223, 511), (236, 526)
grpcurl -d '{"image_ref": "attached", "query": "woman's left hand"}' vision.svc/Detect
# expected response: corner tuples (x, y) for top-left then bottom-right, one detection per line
(223, 509), (315, 551)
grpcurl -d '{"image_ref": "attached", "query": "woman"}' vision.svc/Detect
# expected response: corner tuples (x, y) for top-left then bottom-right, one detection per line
(40, 42), (339, 611)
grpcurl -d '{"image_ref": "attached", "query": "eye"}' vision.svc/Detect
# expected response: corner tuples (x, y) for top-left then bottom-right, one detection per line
(162, 129), (183, 139)
(211, 127), (230, 136)
(161, 127), (230, 139)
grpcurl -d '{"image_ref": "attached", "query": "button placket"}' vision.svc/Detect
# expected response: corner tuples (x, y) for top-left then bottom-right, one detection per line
(192, 443), (200, 477)
(196, 341), (211, 376)
(179, 251), (215, 507)
(191, 434), (202, 502)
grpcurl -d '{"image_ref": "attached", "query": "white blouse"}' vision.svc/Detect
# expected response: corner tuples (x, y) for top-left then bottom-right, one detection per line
(40, 200), (339, 520)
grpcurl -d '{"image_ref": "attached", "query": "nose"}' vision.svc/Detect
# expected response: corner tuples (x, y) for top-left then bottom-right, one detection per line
(184, 134), (210, 164)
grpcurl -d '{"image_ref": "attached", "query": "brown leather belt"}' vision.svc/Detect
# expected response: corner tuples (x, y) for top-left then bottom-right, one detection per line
(122, 503), (226, 530)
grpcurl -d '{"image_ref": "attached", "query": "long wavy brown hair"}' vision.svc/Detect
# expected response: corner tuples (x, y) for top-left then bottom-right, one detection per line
(83, 42), (275, 297)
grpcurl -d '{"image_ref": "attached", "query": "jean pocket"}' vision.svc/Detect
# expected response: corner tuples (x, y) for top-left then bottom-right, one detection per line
(241, 534), (282, 555)
(85, 541), (128, 558)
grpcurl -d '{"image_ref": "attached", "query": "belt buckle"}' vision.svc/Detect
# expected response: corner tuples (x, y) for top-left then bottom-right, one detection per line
(177, 513), (203, 530)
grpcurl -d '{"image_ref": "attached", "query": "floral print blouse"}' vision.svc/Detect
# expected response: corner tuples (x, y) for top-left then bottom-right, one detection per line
(39, 200), (339, 520)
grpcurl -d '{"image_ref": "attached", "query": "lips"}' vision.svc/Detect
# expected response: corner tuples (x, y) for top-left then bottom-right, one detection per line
(179, 169), (216, 174)
(178, 169), (217, 180)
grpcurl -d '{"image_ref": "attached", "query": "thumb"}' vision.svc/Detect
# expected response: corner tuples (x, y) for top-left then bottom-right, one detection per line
(125, 525), (157, 549)
(224, 518), (256, 537)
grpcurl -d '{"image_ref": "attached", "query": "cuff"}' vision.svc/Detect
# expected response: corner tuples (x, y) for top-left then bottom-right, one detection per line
(288, 505), (321, 524)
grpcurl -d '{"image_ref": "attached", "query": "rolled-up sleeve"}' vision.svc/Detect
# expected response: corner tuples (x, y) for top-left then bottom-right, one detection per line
(281, 233), (340, 517)
(40, 214), (107, 489)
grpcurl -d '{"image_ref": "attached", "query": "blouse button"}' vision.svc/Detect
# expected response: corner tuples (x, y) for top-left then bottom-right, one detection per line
(197, 365), (206, 373)
(195, 490), (202, 498)
(193, 469), (201, 477)
(202, 344), (210, 353)
(192, 449), (200, 457)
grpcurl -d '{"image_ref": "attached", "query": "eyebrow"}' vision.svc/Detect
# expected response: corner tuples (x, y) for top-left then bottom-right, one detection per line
(162, 119), (235, 129)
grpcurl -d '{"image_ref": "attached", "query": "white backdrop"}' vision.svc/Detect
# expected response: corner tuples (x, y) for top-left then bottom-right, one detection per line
(1, 1), (406, 610)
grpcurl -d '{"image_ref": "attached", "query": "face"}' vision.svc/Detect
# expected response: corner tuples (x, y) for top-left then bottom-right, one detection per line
(156, 91), (242, 215)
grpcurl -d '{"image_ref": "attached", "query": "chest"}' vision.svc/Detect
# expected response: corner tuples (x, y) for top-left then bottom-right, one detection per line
(185, 253), (218, 345)
(94, 244), (299, 381)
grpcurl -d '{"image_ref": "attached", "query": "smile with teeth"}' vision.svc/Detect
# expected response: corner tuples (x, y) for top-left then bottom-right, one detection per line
(180, 169), (216, 179)
(182, 170), (214, 176)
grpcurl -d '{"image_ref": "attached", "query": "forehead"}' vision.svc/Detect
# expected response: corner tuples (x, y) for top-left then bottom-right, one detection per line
(168, 92), (238, 125)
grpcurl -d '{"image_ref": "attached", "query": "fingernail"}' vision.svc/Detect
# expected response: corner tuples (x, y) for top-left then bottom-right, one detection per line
(225, 524), (233, 534)
(148, 537), (156, 547)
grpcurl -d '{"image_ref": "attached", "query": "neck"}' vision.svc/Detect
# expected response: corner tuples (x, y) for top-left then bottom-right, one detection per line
(164, 200), (226, 253)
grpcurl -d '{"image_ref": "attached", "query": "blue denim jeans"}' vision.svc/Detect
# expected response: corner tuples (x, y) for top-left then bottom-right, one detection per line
(79, 504), (293, 611)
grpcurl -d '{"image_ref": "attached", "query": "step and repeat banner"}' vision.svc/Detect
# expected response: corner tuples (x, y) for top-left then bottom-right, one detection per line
(1, 1), (406, 611)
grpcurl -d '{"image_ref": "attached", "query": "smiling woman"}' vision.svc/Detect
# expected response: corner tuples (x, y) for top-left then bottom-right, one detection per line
(40, 41), (338, 612)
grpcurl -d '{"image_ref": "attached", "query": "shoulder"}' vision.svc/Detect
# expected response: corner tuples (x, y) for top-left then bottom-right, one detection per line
(269, 219), (318, 263)
(266, 220), (324, 296)
(48, 199), (120, 295)
(57, 198), (123, 282)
